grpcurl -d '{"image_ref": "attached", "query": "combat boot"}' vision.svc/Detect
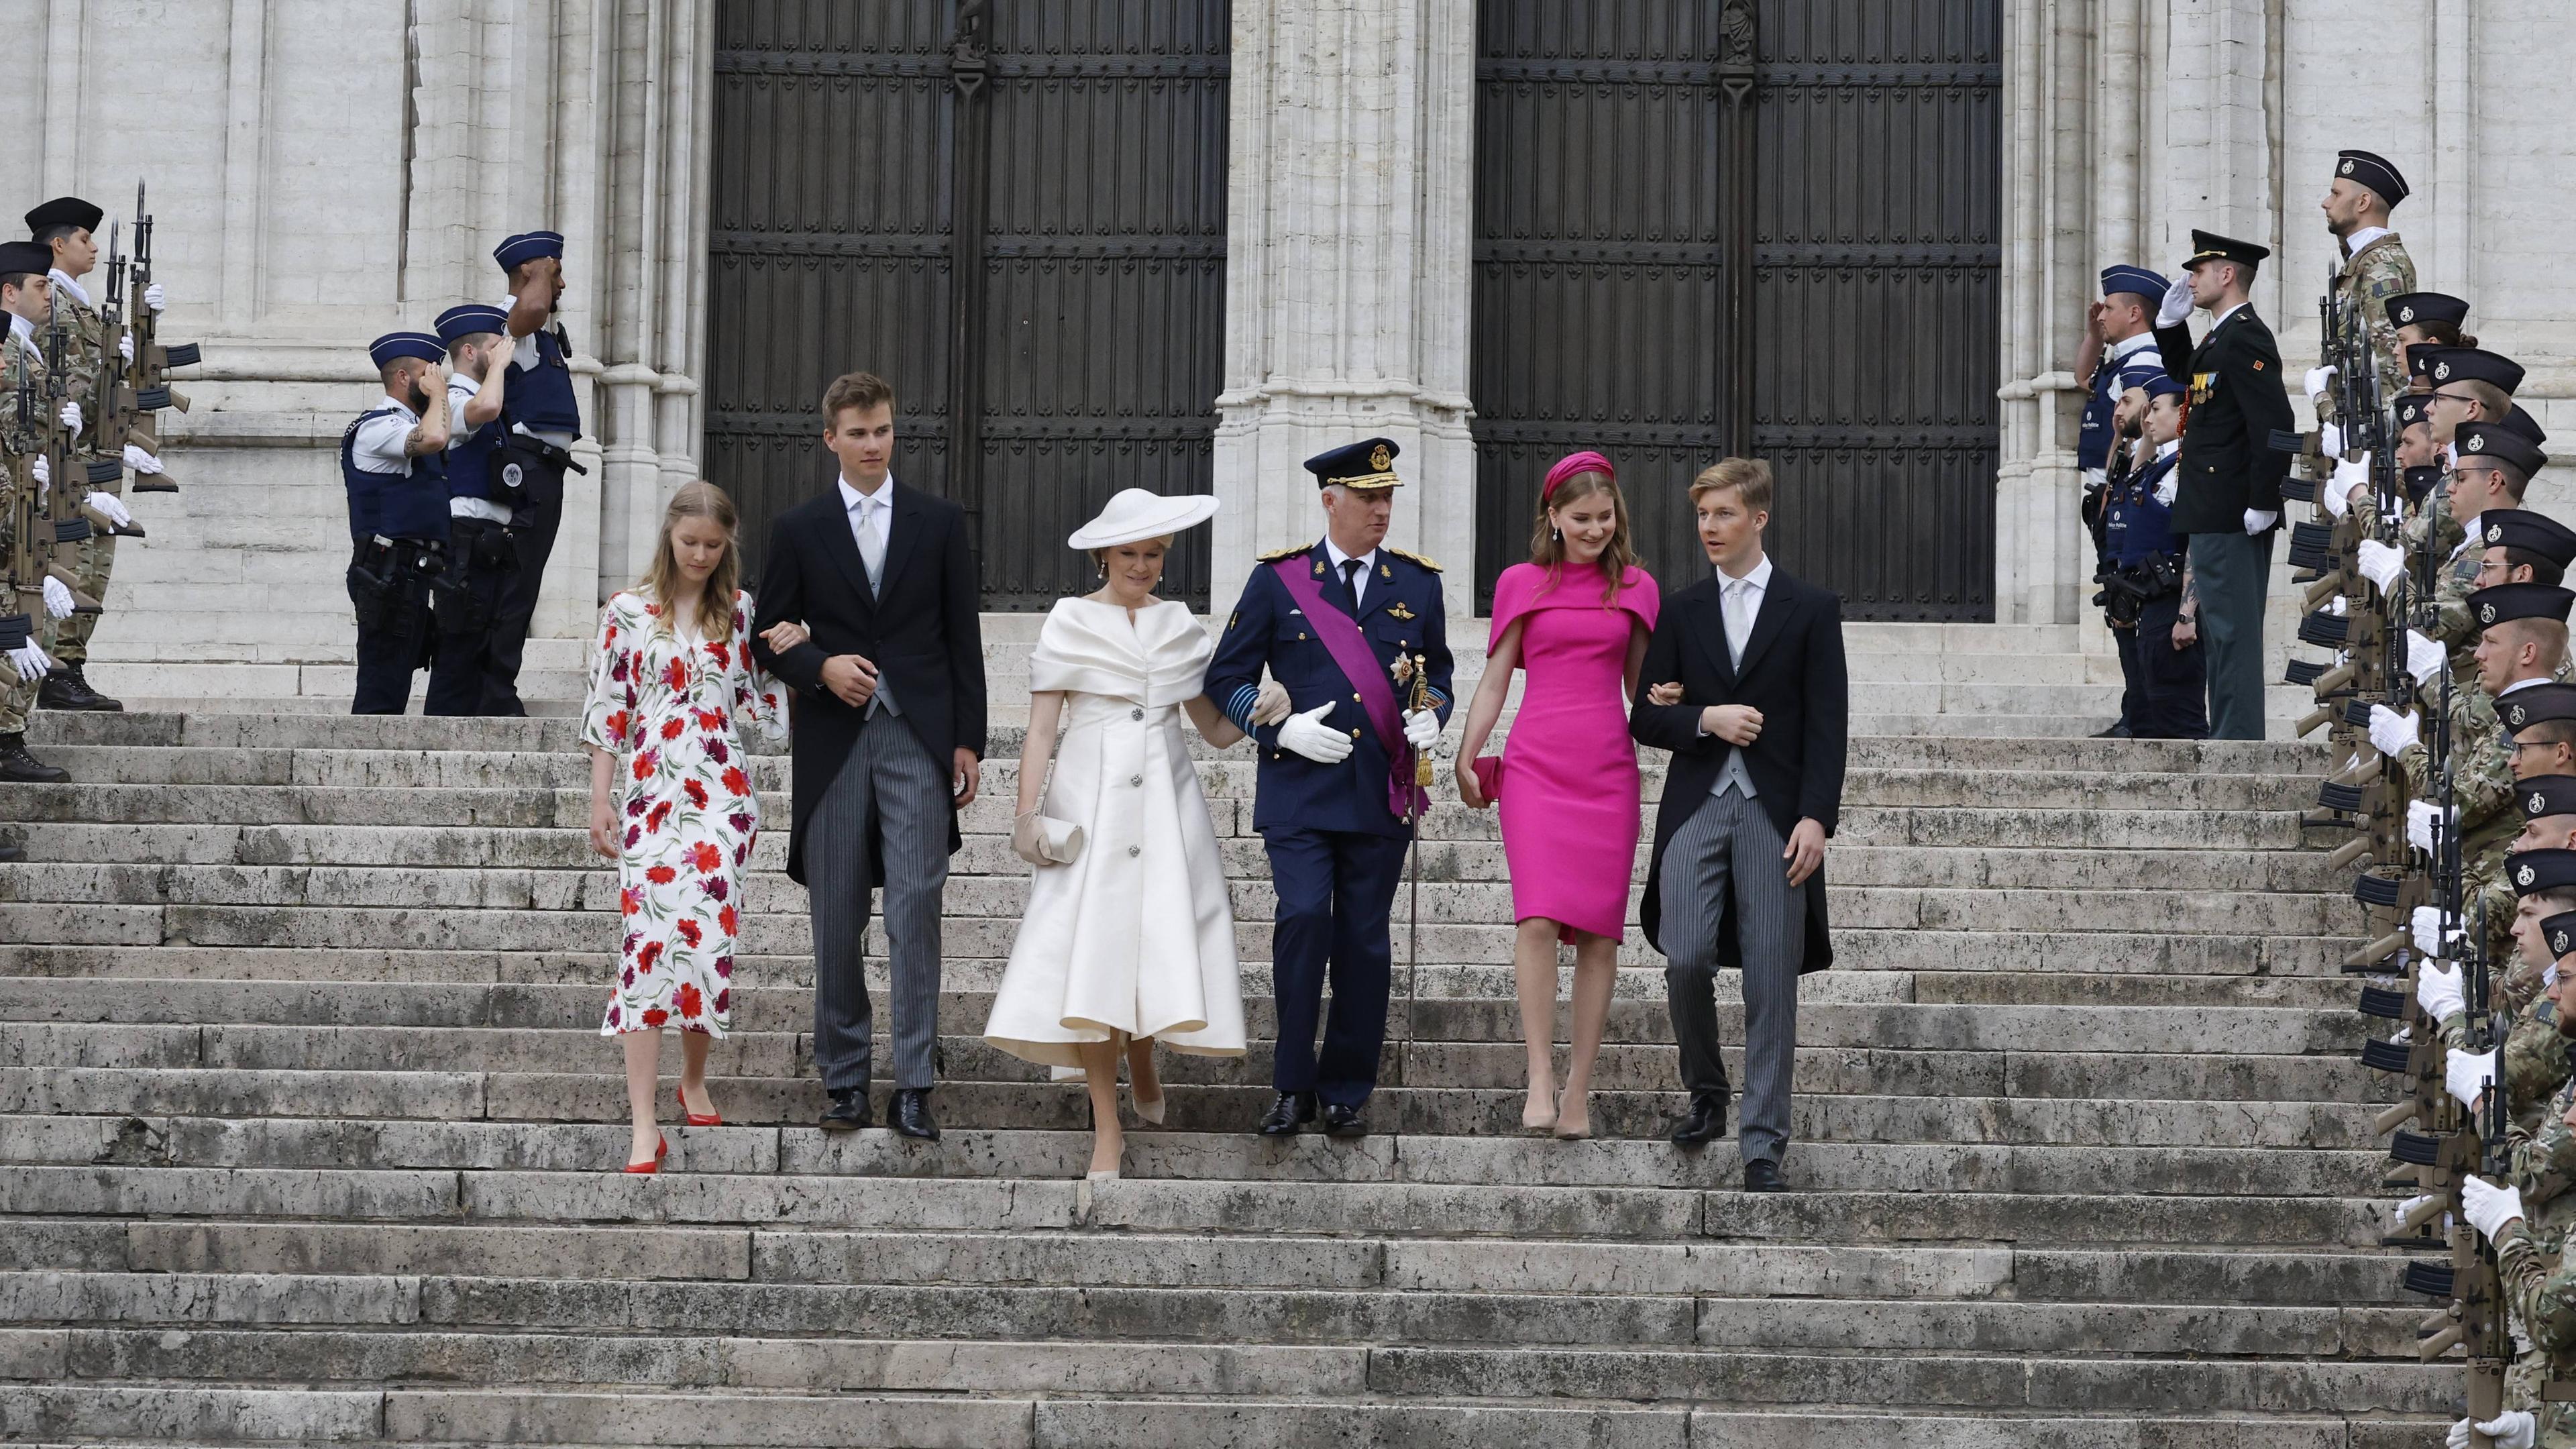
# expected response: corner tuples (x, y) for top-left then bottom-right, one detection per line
(0, 733), (68, 783)
(38, 664), (121, 712)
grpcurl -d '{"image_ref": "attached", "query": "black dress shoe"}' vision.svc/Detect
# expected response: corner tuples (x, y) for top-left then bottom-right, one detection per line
(890, 1088), (939, 1140)
(1256, 1091), (1316, 1136)
(818, 1089), (873, 1132)
(2089, 722), (2131, 739)
(38, 665), (121, 712)
(1743, 1159), (1786, 1193)
(1320, 1103), (1368, 1138)
(1669, 1092), (1729, 1148)
(0, 734), (68, 784)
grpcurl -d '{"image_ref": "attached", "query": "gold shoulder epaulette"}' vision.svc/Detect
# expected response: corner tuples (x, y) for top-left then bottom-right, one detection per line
(1257, 543), (1311, 563)
(1385, 547), (1442, 572)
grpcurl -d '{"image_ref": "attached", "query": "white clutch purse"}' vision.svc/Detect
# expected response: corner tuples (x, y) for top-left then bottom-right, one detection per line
(1012, 812), (1085, 867)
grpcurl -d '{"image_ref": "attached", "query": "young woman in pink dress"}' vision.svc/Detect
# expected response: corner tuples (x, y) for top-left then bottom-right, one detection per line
(1453, 452), (1657, 1139)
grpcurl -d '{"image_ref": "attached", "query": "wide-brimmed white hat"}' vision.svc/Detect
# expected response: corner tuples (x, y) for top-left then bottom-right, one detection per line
(1067, 488), (1222, 549)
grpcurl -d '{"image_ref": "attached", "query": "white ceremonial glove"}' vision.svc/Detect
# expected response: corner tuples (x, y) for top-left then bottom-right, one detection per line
(143, 282), (166, 313)
(2355, 539), (2406, 594)
(1276, 702), (1355, 765)
(121, 444), (164, 476)
(2321, 423), (2347, 460)
(1402, 707), (1441, 751)
(2327, 594), (2349, 618)
(2461, 1177), (2527, 1248)
(28, 453), (46, 489)
(2417, 956), (2467, 1022)
(6, 639), (51, 683)
(2454, 1416), (2537, 1449)
(58, 400), (80, 433)
(2407, 800), (2441, 854)
(2412, 904), (2447, 961)
(2330, 452), (2371, 508)
(2446, 1048), (2498, 1110)
(2244, 508), (2279, 535)
(2407, 631), (2445, 684)
(40, 576), (72, 621)
(2319, 470), (2351, 519)
(2369, 705), (2420, 759)
(117, 331), (133, 364)
(2304, 364), (2337, 402)
(85, 491), (132, 529)
(2157, 277), (2194, 328)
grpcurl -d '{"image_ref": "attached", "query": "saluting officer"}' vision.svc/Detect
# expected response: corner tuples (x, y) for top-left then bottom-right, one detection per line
(343, 333), (455, 715)
(2306, 149), (2416, 429)
(0, 239), (78, 786)
(484, 231), (583, 718)
(424, 304), (521, 717)
(2100, 375), (2208, 741)
(1205, 438), (1454, 1140)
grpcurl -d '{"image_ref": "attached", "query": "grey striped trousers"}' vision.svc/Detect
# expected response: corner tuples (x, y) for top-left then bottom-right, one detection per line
(1658, 788), (1805, 1165)
(808, 714), (951, 1093)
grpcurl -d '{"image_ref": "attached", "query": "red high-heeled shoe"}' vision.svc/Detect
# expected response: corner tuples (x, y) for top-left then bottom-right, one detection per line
(622, 1133), (669, 1174)
(675, 1085), (721, 1128)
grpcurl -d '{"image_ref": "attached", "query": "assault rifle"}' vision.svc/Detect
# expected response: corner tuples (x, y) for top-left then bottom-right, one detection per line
(38, 316), (99, 614)
(85, 219), (164, 511)
(118, 182), (197, 494)
(4, 369), (46, 641)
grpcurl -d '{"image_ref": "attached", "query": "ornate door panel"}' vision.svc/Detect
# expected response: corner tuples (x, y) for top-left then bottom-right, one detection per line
(707, 1), (1230, 607)
(1470, 0), (2001, 620)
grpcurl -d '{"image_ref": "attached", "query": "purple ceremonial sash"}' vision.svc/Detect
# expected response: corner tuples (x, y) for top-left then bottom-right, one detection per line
(1271, 557), (1426, 817)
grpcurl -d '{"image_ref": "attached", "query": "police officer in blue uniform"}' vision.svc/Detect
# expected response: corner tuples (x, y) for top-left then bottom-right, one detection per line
(2081, 264), (2176, 738)
(1205, 438), (1454, 1138)
(2100, 373), (2208, 739)
(425, 303), (523, 716)
(343, 332), (455, 715)
(486, 230), (584, 716)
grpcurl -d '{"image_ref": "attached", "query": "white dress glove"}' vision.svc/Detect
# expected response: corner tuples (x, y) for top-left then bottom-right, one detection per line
(1276, 702), (1355, 765)
(2412, 904), (2447, 961)
(2304, 365), (2337, 402)
(86, 491), (132, 529)
(2320, 470), (2351, 519)
(2453, 1413), (2540, 1449)
(2408, 631), (2445, 684)
(2369, 705), (2420, 759)
(58, 400), (81, 433)
(1401, 707), (1440, 751)
(143, 282), (166, 313)
(2243, 508), (2279, 535)
(2355, 539), (2406, 593)
(6, 639), (52, 683)
(2462, 1177), (2528, 1248)
(2407, 800), (2442, 853)
(2417, 956), (2467, 1021)
(2327, 594), (2349, 618)
(40, 576), (73, 621)
(2157, 277), (2194, 329)
(2321, 422), (2346, 460)
(117, 331), (134, 364)
(2446, 1048), (2498, 1110)
(29, 454), (46, 489)
(121, 444), (164, 476)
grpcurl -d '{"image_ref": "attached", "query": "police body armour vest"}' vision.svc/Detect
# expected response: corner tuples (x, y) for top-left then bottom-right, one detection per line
(341, 409), (451, 543)
(504, 325), (582, 440)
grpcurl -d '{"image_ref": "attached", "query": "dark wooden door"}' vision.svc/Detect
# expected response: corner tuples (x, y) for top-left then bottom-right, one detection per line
(706, 0), (1230, 608)
(1470, 0), (2000, 619)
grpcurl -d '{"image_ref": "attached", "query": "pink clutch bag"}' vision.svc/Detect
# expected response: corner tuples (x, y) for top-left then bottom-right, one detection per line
(1470, 755), (1505, 802)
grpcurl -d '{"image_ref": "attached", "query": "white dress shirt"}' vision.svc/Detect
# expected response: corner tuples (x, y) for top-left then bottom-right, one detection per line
(1703, 554), (1772, 798)
(837, 474), (901, 718)
(445, 372), (512, 523)
(2345, 225), (2393, 259)
(1322, 536), (1381, 613)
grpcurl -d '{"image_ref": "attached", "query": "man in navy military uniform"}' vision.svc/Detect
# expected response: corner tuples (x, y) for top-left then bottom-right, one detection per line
(486, 230), (584, 716)
(1205, 438), (1454, 1138)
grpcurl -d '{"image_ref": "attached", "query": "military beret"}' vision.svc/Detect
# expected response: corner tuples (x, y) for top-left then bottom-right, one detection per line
(2385, 292), (2467, 330)
(368, 331), (448, 370)
(2510, 848), (2576, 898)
(2501, 406), (2548, 447)
(2522, 776), (2576, 821)
(2182, 229), (2269, 273)
(2502, 684), (2576, 735)
(2404, 464), (2440, 502)
(2335, 150), (2410, 207)
(493, 231), (566, 270)
(0, 241), (51, 278)
(2481, 508), (2576, 567)
(1304, 437), (1403, 491)
(23, 196), (102, 236)
(435, 304), (511, 346)
(2100, 265), (2167, 302)
(2546, 908), (2576, 960)
(2469, 582), (2576, 632)
(2426, 347), (2525, 396)
(2393, 395), (2431, 431)
(2456, 425), (2549, 481)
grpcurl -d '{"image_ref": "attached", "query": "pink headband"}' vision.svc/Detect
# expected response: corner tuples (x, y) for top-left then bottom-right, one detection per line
(1542, 451), (1615, 502)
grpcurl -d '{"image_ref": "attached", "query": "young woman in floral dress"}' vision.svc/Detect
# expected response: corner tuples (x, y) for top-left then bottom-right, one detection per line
(582, 481), (798, 1171)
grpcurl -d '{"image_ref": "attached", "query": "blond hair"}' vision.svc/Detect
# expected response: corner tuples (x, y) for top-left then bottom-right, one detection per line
(1528, 470), (1638, 604)
(636, 480), (741, 642)
(1690, 458), (1774, 514)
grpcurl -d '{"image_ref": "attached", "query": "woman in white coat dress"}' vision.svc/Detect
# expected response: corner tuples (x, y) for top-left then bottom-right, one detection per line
(984, 489), (1273, 1181)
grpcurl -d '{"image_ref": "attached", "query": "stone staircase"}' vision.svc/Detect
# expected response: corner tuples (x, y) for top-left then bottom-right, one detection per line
(0, 708), (2446, 1446)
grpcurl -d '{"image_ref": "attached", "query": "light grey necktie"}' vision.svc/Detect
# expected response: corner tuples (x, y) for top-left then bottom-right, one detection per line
(1723, 578), (1752, 667)
(856, 494), (887, 598)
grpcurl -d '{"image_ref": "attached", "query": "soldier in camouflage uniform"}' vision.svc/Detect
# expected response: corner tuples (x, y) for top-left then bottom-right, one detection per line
(26, 196), (147, 712)
(2415, 433), (2559, 671)
(0, 241), (75, 786)
(2306, 150), (2416, 435)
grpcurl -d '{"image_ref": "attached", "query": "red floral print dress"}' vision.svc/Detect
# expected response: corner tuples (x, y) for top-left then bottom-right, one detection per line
(580, 589), (788, 1037)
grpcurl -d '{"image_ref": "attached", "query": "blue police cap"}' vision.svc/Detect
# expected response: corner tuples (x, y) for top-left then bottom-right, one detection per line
(2142, 373), (2187, 402)
(369, 331), (447, 370)
(2100, 265), (2166, 302)
(435, 304), (511, 346)
(493, 231), (565, 270)
(1303, 437), (1403, 491)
